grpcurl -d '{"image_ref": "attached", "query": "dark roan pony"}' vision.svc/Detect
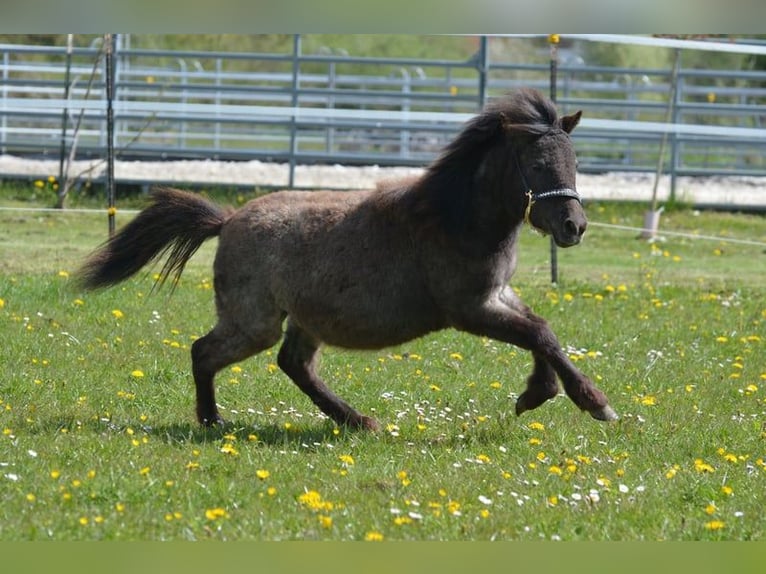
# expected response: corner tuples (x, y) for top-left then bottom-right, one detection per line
(78, 88), (617, 430)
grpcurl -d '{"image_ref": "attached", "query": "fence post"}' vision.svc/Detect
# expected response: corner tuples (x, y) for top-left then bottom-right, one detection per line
(57, 34), (74, 195)
(548, 34), (560, 285)
(1, 50), (7, 154)
(105, 33), (116, 237)
(669, 50), (682, 202)
(288, 34), (301, 188)
(477, 36), (489, 108)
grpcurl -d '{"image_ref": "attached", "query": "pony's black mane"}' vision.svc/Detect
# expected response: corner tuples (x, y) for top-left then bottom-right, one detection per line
(408, 88), (563, 235)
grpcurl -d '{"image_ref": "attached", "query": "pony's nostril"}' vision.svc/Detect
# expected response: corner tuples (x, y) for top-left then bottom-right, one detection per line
(564, 218), (587, 238)
(564, 219), (579, 237)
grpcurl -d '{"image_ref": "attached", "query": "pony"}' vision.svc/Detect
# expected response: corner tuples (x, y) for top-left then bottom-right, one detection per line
(78, 88), (618, 430)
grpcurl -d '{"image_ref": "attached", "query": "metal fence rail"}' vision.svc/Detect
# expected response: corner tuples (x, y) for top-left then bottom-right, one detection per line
(1, 35), (766, 192)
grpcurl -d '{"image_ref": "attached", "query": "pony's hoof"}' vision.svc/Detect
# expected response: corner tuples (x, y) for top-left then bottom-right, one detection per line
(199, 414), (226, 427)
(358, 416), (380, 432)
(515, 398), (530, 417)
(589, 405), (619, 422)
(345, 415), (379, 432)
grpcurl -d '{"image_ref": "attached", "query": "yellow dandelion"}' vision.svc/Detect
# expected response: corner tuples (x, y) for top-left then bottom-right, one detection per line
(449, 352), (463, 361)
(205, 507), (229, 521)
(318, 515), (333, 529)
(694, 459), (715, 473)
(705, 502), (717, 515)
(721, 485), (734, 496)
(112, 309), (124, 319)
(297, 490), (330, 512)
(58, 270), (70, 278)
(339, 454), (355, 466)
(640, 395), (657, 406)
(365, 530), (384, 541)
(528, 421), (545, 431)
(131, 370), (144, 378)
(256, 469), (270, 480)
(704, 520), (725, 531)
(548, 465), (563, 476)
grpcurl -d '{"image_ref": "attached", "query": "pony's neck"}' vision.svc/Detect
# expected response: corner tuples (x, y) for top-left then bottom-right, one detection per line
(408, 149), (522, 254)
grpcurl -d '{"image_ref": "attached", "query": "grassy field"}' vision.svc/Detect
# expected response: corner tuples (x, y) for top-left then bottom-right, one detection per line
(1, 183), (765, 541)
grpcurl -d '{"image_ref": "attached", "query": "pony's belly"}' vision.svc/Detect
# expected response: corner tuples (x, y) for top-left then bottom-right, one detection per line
(309, 319), (440, 350)
(288, 294), (444, 350)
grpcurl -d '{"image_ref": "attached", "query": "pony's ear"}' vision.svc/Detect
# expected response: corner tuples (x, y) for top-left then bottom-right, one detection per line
(561, 110), (582, 134)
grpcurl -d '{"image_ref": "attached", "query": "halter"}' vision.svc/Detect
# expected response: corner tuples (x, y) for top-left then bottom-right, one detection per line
(514, 152), (581, 233)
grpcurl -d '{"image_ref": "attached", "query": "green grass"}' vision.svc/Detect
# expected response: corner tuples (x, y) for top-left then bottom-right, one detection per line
(1, 185), (765, 540)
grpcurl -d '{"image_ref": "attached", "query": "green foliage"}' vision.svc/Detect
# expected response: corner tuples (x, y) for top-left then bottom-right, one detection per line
(1, 191), (765, 540)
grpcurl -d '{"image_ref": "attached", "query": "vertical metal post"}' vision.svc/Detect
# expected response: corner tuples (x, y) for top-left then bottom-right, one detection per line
(650, 47), (681, 212)
(477, 35), (489, 108)
(548, 34), (560, 285)
(105, 33), (116, 237)
(288, 34), (301, 188)
(57, 34), (73, 200)
(399, 67), (411, 157)
(326, 57), (335, 154)
(668, 49), (682, 202)
(1, 50), (8, 154)
(214, 58), (222, 152)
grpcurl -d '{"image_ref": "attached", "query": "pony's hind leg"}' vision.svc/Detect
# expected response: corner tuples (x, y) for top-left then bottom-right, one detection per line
(191, 320), (281, 426)
(515, 354), (560, 416)
(277, 320), (379, 431)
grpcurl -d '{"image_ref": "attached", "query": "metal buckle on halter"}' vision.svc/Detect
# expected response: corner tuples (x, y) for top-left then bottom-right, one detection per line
(524, 188), (581, 232)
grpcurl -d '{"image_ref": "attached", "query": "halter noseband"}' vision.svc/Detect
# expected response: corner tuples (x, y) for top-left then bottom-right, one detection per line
(514, 152), (581, 232)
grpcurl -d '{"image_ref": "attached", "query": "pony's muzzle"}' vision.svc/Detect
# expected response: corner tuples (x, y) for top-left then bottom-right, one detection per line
(563, 216), (587, 243)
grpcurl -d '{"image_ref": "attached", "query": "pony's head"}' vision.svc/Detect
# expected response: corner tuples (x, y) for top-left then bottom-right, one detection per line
(493, 89), (586, 247)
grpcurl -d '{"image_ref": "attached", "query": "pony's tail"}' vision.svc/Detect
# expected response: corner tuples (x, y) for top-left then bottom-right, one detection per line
(78, 187), (232, 290)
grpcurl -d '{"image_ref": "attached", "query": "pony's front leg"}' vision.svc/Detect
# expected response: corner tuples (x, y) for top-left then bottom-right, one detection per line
(515, 354), (560, 416)
(455, 290), (618, 421)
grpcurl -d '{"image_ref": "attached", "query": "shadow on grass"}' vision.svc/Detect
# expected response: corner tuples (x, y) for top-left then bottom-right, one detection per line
(153, 420), (347, 448)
